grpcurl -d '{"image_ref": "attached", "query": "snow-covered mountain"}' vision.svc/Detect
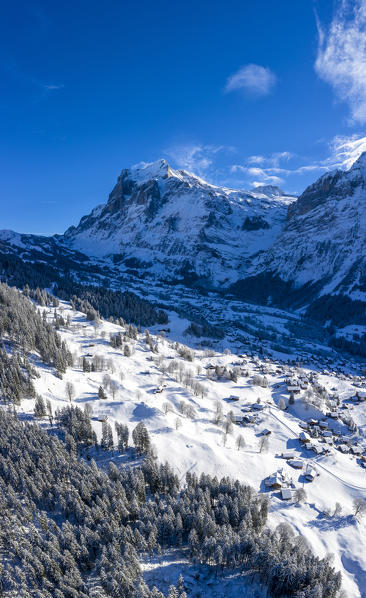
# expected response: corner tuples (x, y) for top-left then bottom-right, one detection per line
(247, 153), (366, 302)
(1, 154), (366, 332)
(61, 159), (295, 285)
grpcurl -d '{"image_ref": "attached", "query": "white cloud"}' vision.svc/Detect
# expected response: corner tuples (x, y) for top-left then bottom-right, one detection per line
(247, 155), (265, 165)
(224, 64), (276, 97)
(164, 143), (234, 176)
(231, 164), (284, 186)
(42, 83), (64, 91)
(328, 134), (366, 168)
(315, 0), (366, 124)
(231, 133), (366, 190)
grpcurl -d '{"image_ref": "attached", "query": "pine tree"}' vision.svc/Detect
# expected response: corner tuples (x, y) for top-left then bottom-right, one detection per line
(34, 395), (46, 418)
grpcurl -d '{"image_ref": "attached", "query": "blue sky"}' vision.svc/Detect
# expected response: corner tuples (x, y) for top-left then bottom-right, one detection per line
(1, 0), (366, 234)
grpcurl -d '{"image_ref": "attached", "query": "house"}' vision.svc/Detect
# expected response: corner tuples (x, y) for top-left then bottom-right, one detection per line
(252, 403), (265, 410)
(97, 414), (108, 422)
(288, 459), (303, 469)
(281, 452), (295, 459)
(350, 446), (363, 455)
(355, 391), (366, 401)
(265, 473), (283, 489)
(308, 419), (319, 426)
(312, 445), (324, 455)
(338, 444), (350, 453)
(234, 415), (243, 425)
(299, 431), (310, 443)
(281, 488), (292, 500)
(153, 387), (164, 394)
(319, 421), (328, 429)
(243, 414), (256, 424)
(287, 385), (301, 394)
(265, 469), (288, 489)
(261, 429), (272, 436)
(227, 395), (240, 402)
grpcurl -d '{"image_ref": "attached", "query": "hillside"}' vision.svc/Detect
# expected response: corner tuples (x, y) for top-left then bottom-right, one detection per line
(1, 285), (365, 597)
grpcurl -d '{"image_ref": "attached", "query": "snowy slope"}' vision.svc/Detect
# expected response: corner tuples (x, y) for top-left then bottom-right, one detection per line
(61, 159), (296, 285)
(15, 297), (366, 598)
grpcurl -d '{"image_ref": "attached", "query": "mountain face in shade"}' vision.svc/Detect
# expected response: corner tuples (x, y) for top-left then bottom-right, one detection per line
(246, 152), (366, 302)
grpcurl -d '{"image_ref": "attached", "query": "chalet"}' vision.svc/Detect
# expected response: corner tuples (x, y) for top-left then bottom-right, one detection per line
(265, 469), (288, 489)
(234, 415), (243, 425)
(97, 414), (108, 422)
(265, 472), (283, 489)
(319, 421), (328, 430)
(312, 445), (324, 455)
(281, 489), (292, 500)
(322, 430), (333, 438)
(252, 403), (265, 411)
(355, 391), (366, 401)
(299, 431), (310, 443)
(243, 414), (256, 424)
(288, 459), (303, 469)
(338, 444), (350, 453)
(287, 385), (301, 394)
(329, 411), (339, 419)
(281, 452), (295, 460)
(350, 446), (363, 455)
(308, 419), (319, 426)
(261, 429), (272, 436)
(227, 395), (240, 402)
(304, 464), (319, 481)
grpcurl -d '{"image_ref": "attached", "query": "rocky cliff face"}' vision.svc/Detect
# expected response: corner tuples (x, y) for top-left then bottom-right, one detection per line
(249, 153), (366, 301)
(62, 159), (295, 285)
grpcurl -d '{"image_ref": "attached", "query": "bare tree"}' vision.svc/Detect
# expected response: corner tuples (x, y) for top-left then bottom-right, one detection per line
(294, 488), (307, 504)
(162, 401), (173, 415)
(84, 403), (93, 418)
(236, 434), (246, 450)
(223, 417), (233, 436)
(259, 435), (269, 453)
(65, 381), (75, 403)
(178, 400), (187, 415)
(110, 380), (118, 399)
(353, 497), (366, 518)
(175, 417), (182, 430)
(185, 405), (196, 419)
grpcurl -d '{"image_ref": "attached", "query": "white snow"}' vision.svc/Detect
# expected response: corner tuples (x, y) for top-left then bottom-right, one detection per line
(11, 297), (366, 598)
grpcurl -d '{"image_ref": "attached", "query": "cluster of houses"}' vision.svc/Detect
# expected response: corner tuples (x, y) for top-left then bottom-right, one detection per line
(264, 461), (319, 501)
(298, 418), (365, 464)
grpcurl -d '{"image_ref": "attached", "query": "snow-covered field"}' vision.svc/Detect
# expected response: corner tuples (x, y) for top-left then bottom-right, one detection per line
(15, 299), (366, 598)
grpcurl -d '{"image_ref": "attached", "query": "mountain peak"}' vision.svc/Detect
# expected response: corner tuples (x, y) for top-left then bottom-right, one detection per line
(123, 158), (171, 184)
(251, 184), (287, 197)
(348, 150), (366, 176)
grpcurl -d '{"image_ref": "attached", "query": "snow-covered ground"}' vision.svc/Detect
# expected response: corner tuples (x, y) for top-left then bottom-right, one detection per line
(14, 298), (366, 598)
